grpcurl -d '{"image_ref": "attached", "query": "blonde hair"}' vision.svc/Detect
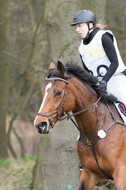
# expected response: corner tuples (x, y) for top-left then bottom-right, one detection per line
(95, 23), (107, 30)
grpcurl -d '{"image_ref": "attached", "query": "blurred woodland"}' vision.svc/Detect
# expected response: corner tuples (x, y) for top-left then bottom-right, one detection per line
(0, 0), (126, 189)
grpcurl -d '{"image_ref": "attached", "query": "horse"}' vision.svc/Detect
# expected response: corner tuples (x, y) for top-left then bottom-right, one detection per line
(34, 60), (126, 190)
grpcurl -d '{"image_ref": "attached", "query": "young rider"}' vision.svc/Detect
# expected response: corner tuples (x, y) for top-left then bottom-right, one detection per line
(71, 10), (126, 106)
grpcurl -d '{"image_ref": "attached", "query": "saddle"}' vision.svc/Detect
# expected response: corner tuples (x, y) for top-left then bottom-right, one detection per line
(118, 102), (126, 116)
(114, 102), (126, 123)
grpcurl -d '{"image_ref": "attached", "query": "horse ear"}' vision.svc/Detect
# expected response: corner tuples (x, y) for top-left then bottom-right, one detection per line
(57, 60), (65, 76)
(49, 60), (56, 73)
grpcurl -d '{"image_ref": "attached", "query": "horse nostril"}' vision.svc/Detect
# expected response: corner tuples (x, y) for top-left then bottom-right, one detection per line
(38, 121), (47, 127)
(37, 122), (47, 134)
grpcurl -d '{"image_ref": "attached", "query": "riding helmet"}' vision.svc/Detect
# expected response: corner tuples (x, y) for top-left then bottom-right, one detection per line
(71, 10), (96, 26)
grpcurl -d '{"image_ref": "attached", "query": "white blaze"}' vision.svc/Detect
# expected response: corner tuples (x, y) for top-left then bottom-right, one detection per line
(39, 82), (52, 111)
(34, 82), (52, 127)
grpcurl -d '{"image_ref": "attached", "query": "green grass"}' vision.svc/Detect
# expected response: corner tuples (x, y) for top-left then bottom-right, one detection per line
(0, 158), (12, 167)
(0, 156), (36, 190)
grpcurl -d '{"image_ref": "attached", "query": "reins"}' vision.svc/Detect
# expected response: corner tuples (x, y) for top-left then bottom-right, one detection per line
(59, 97), (101, 121)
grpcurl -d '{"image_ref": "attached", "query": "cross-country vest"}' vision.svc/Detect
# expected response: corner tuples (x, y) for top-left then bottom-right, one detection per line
(79, 30), (125, 81)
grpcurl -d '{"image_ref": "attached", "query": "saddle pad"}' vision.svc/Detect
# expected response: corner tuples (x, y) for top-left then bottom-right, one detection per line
(114, 102), (126, 124)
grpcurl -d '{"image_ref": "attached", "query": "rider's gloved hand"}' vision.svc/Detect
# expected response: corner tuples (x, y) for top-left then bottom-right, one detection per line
(99, 80), (107, 91)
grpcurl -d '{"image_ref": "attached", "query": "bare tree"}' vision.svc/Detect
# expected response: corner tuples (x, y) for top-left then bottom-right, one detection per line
(6, 0), (47, 158)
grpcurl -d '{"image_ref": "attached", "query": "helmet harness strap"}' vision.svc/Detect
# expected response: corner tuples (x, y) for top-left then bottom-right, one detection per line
(84, 22), (96, 40)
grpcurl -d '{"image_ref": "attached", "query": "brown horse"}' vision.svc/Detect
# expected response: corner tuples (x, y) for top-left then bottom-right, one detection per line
(34, 60), (126, 190)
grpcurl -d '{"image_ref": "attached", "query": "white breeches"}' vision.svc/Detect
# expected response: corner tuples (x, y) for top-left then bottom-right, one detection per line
(107, 73), (126, 106)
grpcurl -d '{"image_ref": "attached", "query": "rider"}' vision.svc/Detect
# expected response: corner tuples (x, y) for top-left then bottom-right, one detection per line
(71, 10), (126, 106)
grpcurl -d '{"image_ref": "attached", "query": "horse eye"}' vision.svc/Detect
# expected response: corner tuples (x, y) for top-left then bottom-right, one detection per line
(55, 90), (62, 97)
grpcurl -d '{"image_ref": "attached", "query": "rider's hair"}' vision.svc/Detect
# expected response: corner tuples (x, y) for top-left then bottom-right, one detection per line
(95, 23), (107, 29)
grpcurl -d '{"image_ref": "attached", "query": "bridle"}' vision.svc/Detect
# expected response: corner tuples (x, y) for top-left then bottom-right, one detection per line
(37, 77), (69, 127)
(37, 77), (101, 127)
(37, 76), (125, 179)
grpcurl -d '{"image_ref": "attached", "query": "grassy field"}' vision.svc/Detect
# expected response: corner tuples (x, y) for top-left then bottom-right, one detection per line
(0, 156), (36, 190)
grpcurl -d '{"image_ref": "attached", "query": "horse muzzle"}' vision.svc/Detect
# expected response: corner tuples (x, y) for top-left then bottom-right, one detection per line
(35, 118), (55, 134)
(36, 121), (49, 134)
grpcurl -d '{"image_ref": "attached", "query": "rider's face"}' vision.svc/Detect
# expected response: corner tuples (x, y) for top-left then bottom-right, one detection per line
(76, 23), (88, 38)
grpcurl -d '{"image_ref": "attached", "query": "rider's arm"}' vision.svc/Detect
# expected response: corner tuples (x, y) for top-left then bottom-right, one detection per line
(102, 32), (119, 82)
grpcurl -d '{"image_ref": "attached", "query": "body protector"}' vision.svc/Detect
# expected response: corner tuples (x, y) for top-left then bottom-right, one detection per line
(79, 30), (126, 105)
(79, 30), (126, 81)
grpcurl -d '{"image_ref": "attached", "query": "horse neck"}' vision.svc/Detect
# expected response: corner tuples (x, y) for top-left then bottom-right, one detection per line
(70, 78), (99, 134)
(71, 77), (97, 110)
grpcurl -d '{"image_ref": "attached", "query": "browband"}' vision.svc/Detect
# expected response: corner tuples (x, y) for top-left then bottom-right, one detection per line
(46, 77), (68, 84)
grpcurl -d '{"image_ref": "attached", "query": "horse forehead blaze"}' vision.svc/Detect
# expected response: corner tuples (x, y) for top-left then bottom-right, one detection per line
(45, 82), (52, 92)
(40, 82), (52, 110)
(42, 80), (66, 94)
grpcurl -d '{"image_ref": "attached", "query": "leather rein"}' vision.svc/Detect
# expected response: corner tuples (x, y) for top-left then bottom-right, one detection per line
(37, 77), (125, 180)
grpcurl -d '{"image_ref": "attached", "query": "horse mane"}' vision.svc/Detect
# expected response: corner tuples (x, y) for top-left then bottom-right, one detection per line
(48, 61), (117, 103)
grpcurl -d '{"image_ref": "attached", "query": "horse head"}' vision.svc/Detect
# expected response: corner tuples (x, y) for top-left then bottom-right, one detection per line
(34, 61), (75, 134)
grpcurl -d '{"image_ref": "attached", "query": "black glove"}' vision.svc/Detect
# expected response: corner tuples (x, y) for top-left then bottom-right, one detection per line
(99, 80), (107, 91)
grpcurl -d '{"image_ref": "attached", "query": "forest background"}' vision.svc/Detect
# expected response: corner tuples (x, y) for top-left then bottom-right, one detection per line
(0, 0), (126, 190)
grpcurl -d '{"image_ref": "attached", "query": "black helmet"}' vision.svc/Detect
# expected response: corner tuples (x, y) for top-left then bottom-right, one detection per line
(71, 10), (96, 26)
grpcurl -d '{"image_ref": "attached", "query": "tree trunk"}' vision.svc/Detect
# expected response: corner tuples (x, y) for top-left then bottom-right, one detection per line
(32, 121), (79, 190)
(106, 0), (126, 63)
(0, 0), (9, 158)
(32, 0), (106, 189)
